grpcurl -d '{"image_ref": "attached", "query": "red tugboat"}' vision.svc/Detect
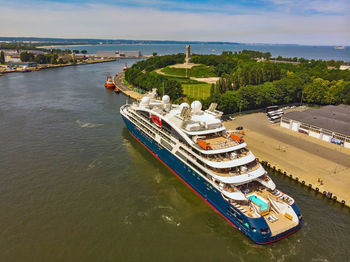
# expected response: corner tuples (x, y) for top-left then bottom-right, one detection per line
(104, 72), (115, 89)
(123, 63), (128, 71)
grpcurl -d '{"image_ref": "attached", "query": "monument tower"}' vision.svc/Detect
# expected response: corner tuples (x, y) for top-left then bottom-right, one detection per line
(185, 45), (191, 64)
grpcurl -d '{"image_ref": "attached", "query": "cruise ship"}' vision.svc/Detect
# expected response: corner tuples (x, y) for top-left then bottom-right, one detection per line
(120, 89), (303, 244)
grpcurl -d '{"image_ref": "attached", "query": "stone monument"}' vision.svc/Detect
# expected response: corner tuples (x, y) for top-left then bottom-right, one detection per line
(185, 45), (191, 64)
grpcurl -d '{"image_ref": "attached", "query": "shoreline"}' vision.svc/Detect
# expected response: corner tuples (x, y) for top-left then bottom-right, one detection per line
(0, 58), (115, 75)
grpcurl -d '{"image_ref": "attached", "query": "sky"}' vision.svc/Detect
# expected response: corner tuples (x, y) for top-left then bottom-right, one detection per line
(0, 0), (349, 45)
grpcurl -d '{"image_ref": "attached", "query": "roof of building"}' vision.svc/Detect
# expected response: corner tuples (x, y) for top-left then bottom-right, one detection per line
(284, 104), (350, 136)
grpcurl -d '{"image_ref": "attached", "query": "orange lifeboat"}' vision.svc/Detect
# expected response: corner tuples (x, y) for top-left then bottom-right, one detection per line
(230, 133), (245, 144)
(104, 72), (115, 89)
(197, 139), (213, 150)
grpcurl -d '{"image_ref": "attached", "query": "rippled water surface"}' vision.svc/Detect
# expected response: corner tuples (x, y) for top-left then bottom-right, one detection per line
(1, 61), (350, 261)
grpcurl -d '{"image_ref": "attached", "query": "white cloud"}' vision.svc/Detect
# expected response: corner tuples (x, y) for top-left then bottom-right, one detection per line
(265, 0), (350, 14)
(0, 2), (349, 45)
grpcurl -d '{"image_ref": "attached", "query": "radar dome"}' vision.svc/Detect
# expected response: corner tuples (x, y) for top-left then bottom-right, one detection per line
(191, 100), (202, 113)
(179, 102), (190, 109)
(141, 96), (150, 105)
(162, 95), (170, 103)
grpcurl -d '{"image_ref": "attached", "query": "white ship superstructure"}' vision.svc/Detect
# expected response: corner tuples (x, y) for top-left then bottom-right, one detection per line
(120, 89), (302, 243)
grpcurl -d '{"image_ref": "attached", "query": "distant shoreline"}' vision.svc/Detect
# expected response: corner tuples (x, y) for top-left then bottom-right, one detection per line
(38, 44), (96, 49)
(0, 58), (115, 76)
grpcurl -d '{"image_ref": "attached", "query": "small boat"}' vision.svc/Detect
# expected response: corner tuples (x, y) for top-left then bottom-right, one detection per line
(123, 63), (128, 71)
(104, 72), (115, 89)
(334, 46), (345, 50)
(114, 87), (120, 93)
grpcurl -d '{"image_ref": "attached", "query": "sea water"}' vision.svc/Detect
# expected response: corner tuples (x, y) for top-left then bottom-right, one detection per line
(1, 59), (350, 261)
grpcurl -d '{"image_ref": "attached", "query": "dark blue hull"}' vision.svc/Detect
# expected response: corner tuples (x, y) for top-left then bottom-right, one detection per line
(122, 115), (303, 244)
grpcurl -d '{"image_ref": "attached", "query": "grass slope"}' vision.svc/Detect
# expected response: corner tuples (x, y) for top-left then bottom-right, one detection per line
(182, 83), (212, 99)
(161, 65), (217, 78)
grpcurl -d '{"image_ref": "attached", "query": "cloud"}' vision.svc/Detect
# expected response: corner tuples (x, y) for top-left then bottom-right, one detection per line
(265, 0), (350, 15)
(0, 1), (349, 45)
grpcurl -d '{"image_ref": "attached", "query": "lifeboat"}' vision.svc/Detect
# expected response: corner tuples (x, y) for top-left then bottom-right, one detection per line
(104, 72), (115, 89)
(114, 87), (120, 93)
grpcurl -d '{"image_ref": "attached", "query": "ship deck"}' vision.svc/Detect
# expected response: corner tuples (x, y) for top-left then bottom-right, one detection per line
(232, 186), (298, 236)
(203, 136), (238, 150)
(211, 161), (261, 177)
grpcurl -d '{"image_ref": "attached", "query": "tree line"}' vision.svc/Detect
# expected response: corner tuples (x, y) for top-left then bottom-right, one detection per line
(125, 54), (186, 101)
(20, 51), (66, 64)
(203, 60), (350, 114)
(124, 50), (350, 113)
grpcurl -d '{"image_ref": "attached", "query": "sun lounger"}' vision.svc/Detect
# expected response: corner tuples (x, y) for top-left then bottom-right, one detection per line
(271, 214), (278, 221)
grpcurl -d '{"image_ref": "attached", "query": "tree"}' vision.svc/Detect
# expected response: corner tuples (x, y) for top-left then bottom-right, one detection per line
(35, 54), (47, 64)
(217, 91), (240, 114)
(20, 51), (34, 62)
(303, 78), (330, 104)
(153, 52), (157, 56)
(72, 50), (80, 54)
(216, 76), (232, 94)
(0, 51), (5, 64)
(81, 50), (87, 54)
(50, 54), (58, 64)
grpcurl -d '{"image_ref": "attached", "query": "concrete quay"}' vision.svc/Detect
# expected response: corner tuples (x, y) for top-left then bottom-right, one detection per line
(224, 112), (350, 209)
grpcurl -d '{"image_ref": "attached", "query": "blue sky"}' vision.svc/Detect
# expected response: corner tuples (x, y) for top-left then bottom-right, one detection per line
(1, 0), (349, 45)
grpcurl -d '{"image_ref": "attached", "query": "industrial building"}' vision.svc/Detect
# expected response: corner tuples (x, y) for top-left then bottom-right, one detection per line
(280, 105), (350, 149)
(96, 50), (141, 59)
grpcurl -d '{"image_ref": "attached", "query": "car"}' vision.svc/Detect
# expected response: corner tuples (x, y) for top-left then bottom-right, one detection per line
(236, 126), (243, 130)
(229, 116), (236, 121)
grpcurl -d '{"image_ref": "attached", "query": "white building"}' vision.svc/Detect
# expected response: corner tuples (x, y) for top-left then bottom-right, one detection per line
(280, 105), (350, 149)
(96, 50), (141, 58)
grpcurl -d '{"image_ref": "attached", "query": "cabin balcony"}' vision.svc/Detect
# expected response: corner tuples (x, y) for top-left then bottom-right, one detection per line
(210, 160), (261, 177)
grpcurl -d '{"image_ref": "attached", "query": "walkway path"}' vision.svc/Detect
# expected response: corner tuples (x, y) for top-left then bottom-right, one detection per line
(113, 72), (144, 101)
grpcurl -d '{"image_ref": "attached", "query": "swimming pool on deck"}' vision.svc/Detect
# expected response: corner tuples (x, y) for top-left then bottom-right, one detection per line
(247, 194), (269, 211)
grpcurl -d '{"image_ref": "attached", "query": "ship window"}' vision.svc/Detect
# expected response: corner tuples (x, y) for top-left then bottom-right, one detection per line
(244, 223), (250, 228)
(260, 228), (269, 234)
(161, 139), (173, 151)
(228, 207), (237, 216)
(252, 228), (257, 233)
